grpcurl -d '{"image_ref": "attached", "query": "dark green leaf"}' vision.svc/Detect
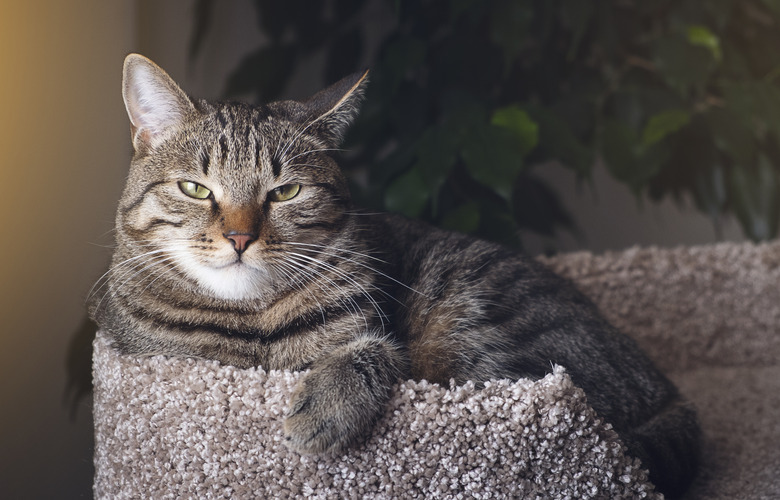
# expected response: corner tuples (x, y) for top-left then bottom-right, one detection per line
(720, 41), (751, 78)
(441, 202), (480, 233)
(641, 109), (690, 147)
(760, 0), (780, 16)
(722, 81), (780, 138)
(489, 2), (533, 67)
(383, 82), (429, 144)
(602, 119), (665, 189)
(477, 198), (521, 248)
(382, 38), (426, 91)
(527, 105), (593, 175)
(721, 82), (757, 122)
(513, 173), (574, 236)
(413, 126), (459, 192)
(706, 107), (756, 165)
(439, 95), (488, 137)
(491, 106), (539, 157)
(687, 25), (722, 62)
(756, 83), (780, 137)
(461, 124), (524, 200)
(691, 163), (727, 220)
(654, 35), (716, 91)
(601, 120), (638, 182)
(560, 0), (594, 60)
(370, 140), (417, 194)
(729, 156), (780, 240)
(384, 167), (429, 217)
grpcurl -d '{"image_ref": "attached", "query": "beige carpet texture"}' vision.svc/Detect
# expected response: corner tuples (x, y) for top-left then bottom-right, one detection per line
(92, 241), (780, 499)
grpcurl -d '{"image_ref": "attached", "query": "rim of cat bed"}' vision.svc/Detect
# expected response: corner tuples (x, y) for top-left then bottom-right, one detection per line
(93, 329), (608, 399)
(92, 328), (637, 456)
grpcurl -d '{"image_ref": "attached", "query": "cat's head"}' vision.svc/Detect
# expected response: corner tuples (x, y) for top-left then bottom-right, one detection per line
(116, 54), (367, 301)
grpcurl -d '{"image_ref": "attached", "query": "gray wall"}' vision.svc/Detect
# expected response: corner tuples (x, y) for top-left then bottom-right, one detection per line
(525, 163), (744, 255)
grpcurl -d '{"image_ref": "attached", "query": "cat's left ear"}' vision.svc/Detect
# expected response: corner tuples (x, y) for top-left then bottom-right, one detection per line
(304, 70), (369, 147)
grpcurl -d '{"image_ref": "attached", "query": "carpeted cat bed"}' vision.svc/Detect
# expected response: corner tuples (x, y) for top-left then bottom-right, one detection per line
(92, 241), (780, 499)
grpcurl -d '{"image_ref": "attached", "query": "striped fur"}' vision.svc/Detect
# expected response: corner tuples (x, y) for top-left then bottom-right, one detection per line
(90, 54), (699, 498)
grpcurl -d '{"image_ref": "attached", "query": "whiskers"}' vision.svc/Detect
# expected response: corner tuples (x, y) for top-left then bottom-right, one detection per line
(282, 241), (429, 299)
(266, 240), (429, 334)
(267, 253), (368, 333)
(290, 250), (388, 331)
(89, 229), (424, 339)
(87, 241), (186, 314)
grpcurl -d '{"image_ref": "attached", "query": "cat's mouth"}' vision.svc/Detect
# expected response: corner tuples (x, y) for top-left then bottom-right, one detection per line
(210, 250), (256, 270)
(213, 258), (245, 270)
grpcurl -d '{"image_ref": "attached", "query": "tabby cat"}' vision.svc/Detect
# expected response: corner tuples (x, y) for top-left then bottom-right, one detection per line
(90, 54), (700, 498)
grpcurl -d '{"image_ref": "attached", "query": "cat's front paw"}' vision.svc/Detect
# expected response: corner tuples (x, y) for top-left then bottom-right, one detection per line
(283, 336), (404, 454)
(284, 336), (406, 453)
(283, 366), (376, 454)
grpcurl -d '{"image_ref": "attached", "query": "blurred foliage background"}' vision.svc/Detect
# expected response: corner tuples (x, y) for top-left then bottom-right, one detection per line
(193, 0), (780, 247)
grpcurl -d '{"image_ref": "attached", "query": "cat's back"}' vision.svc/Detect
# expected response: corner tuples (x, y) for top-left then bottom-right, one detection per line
(370, 213), (677, 424)
(371, 212), (584, 310)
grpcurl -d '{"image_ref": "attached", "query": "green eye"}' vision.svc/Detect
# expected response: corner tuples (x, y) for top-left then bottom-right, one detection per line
(179, 181), (212, 199)
(269, 184), (301, 202)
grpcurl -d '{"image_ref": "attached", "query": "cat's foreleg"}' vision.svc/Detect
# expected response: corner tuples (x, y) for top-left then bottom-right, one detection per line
(283, 332), (407, 454)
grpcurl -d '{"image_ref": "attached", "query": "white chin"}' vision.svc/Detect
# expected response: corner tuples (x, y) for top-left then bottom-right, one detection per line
(189, 262), (273, 301)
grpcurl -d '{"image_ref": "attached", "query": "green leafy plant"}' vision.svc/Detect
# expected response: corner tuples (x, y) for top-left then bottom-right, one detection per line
(193, 0), (780, 244)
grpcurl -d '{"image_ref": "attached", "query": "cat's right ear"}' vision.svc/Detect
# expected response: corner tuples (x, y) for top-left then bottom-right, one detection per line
(122, 54), (195, 151)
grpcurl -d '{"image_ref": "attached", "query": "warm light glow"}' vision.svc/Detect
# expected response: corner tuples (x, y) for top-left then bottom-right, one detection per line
(0, 1), (134, 496)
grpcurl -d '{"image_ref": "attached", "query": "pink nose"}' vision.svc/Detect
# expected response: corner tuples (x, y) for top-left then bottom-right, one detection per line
(224, 232), (256, 254)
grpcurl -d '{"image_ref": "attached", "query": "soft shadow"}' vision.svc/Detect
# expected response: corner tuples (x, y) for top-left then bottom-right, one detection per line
(65, 315), (98, 420)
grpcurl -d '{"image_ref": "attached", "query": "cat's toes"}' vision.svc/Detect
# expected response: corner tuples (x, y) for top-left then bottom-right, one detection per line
(283, 391), (347, 454)
(282, 340), (399, 455)
(283, 411), (336, 454)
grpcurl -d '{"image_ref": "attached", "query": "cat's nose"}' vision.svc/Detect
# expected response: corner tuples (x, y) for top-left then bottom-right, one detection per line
(224, 232), (256, 254)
